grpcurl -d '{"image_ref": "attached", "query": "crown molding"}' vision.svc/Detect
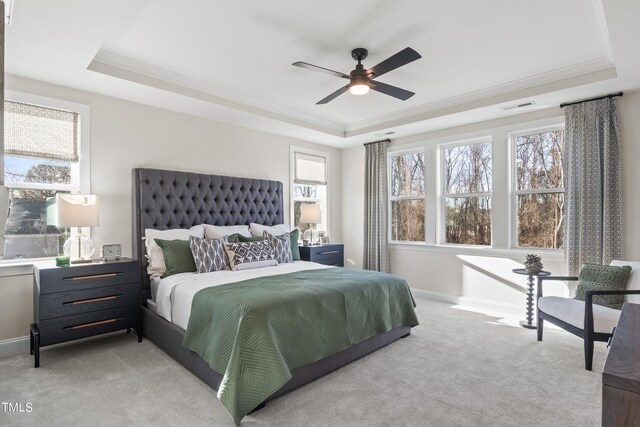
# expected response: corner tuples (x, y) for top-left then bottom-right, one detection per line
(87, 50), (346, 137)
(88, 50), (616, 141)
(344, 57), (616, 136)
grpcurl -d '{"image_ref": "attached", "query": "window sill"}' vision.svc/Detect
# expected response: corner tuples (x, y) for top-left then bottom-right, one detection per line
(0, 257), (55, 277)
(388, 241), (565, 261)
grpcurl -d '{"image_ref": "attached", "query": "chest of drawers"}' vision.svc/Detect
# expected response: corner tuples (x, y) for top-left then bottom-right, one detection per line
(299, 244), (344, 266)
(30, 258), (142, 367)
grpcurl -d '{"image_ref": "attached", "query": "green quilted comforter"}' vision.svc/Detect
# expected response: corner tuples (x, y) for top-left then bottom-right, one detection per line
(182, 267), (419, 424)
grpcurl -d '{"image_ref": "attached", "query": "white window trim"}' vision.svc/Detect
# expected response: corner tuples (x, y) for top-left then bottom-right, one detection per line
(509, 124), (565, 250)
(1, 91), (91, 267)
(289, 146), (330, 234)
(386, 115), (565, 257)
(438, 138), (493, 246)
(387, 147), (427, 243)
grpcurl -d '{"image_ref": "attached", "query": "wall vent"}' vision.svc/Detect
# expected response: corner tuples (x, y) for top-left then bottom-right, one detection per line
(501, 101), (535, 111)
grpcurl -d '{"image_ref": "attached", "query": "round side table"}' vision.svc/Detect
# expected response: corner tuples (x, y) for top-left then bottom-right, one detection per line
(512, 268), (551, 329)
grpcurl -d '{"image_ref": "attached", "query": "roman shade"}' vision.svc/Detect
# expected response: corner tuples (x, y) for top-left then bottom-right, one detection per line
(4, 100), (79, 162)
(294, 152), (326, 185)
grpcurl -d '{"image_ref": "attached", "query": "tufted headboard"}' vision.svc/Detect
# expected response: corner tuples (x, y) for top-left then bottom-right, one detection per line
(132, 168), (284, 299)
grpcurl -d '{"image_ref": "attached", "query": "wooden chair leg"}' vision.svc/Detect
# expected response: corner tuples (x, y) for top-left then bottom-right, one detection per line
(537, 316), (544, 341)
(584, 335), (594, 371)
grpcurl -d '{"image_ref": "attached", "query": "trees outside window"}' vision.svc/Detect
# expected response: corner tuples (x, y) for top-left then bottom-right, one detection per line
(389, 151), (425, 241)
(443, 141), (492, 245)
(290, 148), (328, 236)
(513, 128), (564, 249)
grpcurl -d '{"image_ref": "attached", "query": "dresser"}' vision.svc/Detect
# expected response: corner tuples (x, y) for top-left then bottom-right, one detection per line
(30, 258), (141, 368)
(299, 244), (344, 266)
(602, 302), (640, 426)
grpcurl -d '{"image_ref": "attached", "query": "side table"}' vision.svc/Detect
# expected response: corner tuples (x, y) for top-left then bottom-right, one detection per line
(512, 268), (551, 329)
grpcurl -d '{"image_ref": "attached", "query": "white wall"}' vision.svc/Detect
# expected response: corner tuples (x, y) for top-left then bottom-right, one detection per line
(342, 96), (640, 313)
(0, 75), (342, 342)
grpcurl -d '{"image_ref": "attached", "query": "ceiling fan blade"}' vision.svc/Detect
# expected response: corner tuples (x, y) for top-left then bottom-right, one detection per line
(316, 84), (350, 104)
(370, 81), (415, 101)
(292, 62), (351, 79)
(368, 47), (421, 79)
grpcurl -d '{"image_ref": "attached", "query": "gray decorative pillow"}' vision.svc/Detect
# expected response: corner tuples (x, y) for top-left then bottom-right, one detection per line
(574, 264), (632, 309)
(263, 231), (292, 264)
(224, 240), (278, 271)
(189, 235), (229, 273)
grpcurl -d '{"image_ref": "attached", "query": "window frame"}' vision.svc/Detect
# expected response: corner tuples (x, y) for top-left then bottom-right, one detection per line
(387, 147), (427, 243)
(438, 138), (493, 246)
(1, 91), (91, 264)
(509, 124), (565, 250)
(289, 146), (330, 235)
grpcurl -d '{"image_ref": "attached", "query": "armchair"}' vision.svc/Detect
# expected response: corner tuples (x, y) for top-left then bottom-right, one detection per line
(536, 260), (640, 371)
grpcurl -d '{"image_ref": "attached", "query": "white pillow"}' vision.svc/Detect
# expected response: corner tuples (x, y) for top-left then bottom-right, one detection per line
(204, 224), (251, 239)
(145, 225), (204, 279)
(250, 223), (290, 237)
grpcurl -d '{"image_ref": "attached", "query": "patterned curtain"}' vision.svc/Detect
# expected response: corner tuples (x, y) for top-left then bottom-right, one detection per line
(363, 141), (390, 272)
(564, 97), (624, 276)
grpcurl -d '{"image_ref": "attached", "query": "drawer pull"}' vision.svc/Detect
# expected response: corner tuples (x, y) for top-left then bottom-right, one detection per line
(65, 272), (121, 281)
(64, 295), (122, 305)
(319, 250), (339, 255)
(64, 318), (122, 330)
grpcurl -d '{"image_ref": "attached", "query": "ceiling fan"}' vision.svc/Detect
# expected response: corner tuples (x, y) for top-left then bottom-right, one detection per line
(292, 47), (421, 105)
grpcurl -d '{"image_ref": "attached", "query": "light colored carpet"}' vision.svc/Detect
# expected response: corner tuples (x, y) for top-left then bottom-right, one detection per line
(0, 296), (605, 426)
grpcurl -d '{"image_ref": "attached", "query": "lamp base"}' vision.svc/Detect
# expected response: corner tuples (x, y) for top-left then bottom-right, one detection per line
(70, 258), (94, 264)
(63, 234), (96, 262)
(303, 228), (320, 246)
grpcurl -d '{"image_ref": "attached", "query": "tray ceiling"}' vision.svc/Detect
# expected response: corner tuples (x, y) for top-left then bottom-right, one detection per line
(5, 0), (640, 147)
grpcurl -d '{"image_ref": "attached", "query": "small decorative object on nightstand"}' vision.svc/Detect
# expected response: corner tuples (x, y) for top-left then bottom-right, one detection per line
(512, 268), (551, 329)
(100, 244), (122, 261)
(299, 243), (344, 266)
(30, 258), (141, 368)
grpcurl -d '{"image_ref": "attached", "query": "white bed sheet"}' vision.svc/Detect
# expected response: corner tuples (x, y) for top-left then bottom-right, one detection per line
(154, 261), (330, 330)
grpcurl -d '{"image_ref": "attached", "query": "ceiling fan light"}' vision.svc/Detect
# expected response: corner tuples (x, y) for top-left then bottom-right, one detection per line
(350, 83), (370, 96)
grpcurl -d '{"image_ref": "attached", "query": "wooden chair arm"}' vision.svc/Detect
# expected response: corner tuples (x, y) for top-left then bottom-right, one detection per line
(536, 276), (579, 300)
(583, 290), (640, 335)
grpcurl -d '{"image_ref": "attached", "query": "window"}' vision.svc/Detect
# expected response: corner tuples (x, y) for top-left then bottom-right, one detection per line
(290, 148), (328, 236)
(2, 95), (89, 260)
(513, 127), (565, 249)
(389, 150), (425, 241)
(442, 141), (492, 245)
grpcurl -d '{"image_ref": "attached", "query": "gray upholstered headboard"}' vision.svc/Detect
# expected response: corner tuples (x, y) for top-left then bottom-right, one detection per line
(132, 168), (284, 299)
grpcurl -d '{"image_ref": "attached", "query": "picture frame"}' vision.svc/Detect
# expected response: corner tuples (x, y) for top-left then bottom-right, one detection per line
(321, 236), (330, 244)
(318, 231), (325, 238)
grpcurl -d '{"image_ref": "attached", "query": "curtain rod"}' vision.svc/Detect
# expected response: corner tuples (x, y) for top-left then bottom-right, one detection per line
(363, 138), (390, 147)
(560, 92), (623, 108)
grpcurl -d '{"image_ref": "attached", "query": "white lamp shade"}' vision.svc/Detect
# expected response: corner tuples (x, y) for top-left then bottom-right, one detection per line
(55, 194), (100, 227)
(300, 203), (321, 224)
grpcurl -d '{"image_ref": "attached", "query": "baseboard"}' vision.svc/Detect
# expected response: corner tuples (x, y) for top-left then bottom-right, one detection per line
(0, 335), (29, 359)
(410, 288), (524, 317)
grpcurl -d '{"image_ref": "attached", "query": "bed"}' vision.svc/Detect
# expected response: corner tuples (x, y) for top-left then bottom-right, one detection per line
(132, 168), (418, 423)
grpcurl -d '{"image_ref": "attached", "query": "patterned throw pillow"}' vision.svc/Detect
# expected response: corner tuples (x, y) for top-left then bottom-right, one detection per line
(263, 231), (292, 264)
(224, 240), (278, 271)
(574, 264), (632, 309)
(189, 236), (229, 273)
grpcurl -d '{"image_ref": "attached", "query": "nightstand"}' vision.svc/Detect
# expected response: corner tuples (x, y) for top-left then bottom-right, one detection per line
(30, 258), (141, 368)
(299, 244), (344, 266)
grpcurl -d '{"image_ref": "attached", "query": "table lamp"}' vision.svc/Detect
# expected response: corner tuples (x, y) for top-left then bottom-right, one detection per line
(300, 203), (321, 245)
(55, 194), (100, 263)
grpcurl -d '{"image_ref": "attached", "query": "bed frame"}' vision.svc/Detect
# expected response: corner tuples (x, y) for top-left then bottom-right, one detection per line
(132, 167), (411, 411)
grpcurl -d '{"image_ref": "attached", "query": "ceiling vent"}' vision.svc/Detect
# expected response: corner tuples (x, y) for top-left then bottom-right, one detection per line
(500, 101), (535, 111)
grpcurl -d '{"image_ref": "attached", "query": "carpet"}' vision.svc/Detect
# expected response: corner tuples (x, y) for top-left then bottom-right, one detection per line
(0, 296), (604, 426)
